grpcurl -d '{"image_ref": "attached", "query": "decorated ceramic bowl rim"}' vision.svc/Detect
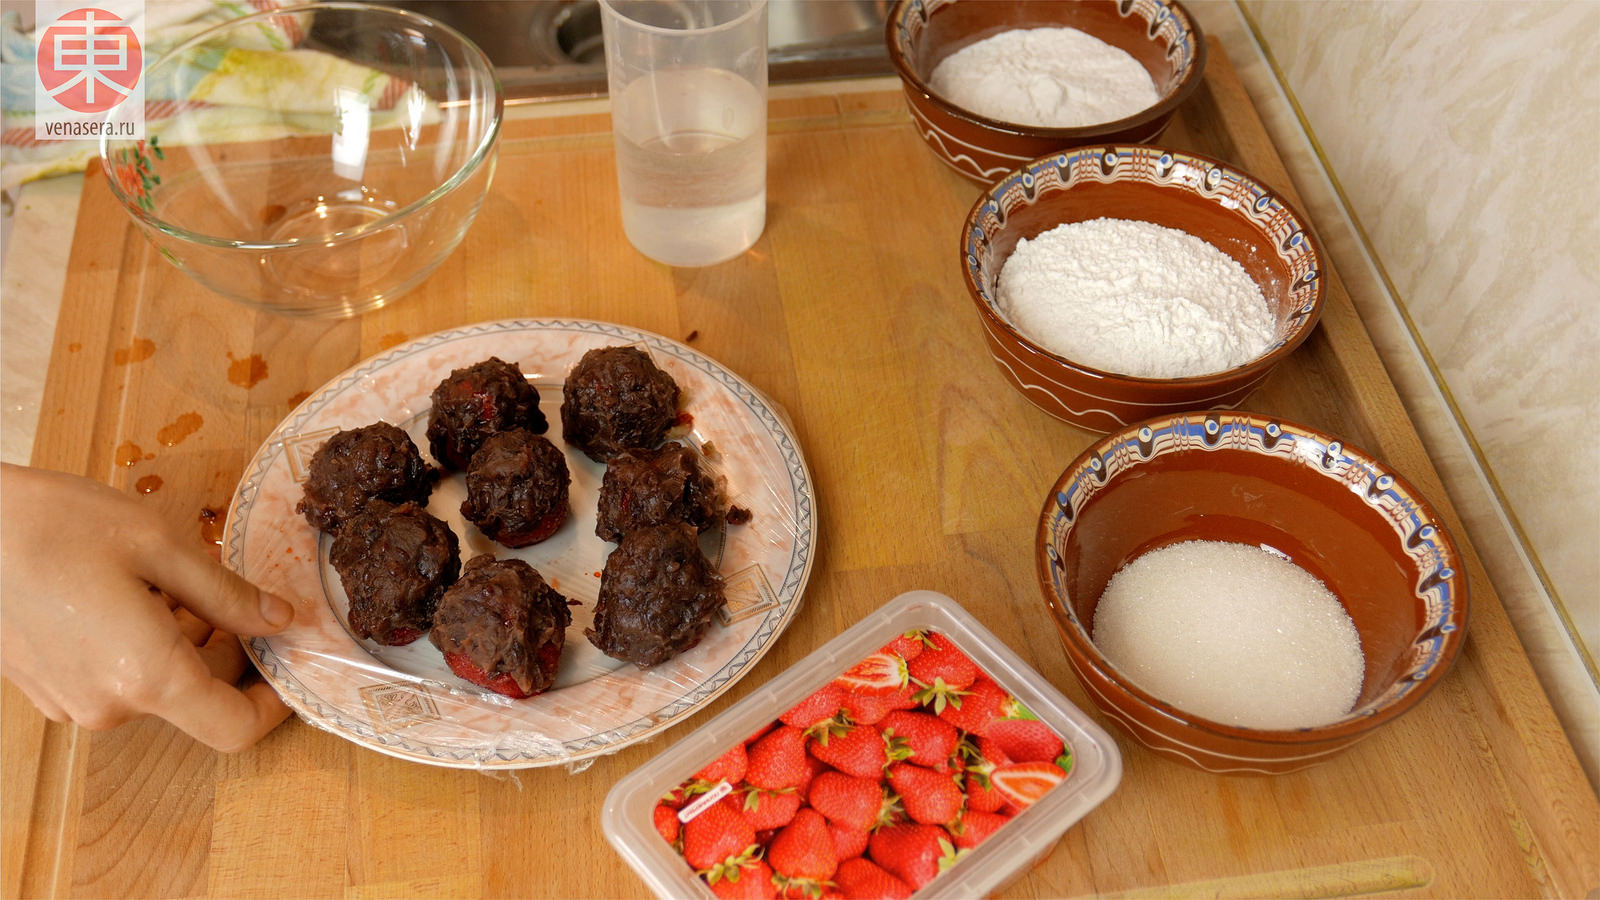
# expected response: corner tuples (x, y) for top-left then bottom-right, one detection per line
(97, 2), (505, 251)
(960, 144), (1327, 387)
(1036, 411), (1471, 747)
(885, 0), (1208, 139)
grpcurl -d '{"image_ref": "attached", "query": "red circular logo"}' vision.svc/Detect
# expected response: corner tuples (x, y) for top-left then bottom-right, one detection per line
(36, 7), (142, 114)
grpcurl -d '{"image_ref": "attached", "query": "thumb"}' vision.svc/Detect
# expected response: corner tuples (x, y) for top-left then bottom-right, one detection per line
(141, 541), (295, 636)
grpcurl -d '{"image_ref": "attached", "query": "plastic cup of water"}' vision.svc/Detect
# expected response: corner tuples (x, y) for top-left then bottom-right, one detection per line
(599, 0), (768, 267)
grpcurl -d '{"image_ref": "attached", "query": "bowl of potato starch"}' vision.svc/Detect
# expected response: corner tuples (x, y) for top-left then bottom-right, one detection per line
(886, 0), (1207, 182)
(960, 144), (1325, 433)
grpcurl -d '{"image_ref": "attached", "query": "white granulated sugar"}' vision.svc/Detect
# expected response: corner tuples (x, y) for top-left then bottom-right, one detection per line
(928, 27), (1160, 128)
(996, 217), (1275, 378)
(1091, 540), (1364, 730)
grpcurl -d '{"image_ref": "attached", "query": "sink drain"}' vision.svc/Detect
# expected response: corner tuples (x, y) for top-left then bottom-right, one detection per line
(552, 1), (605, 65)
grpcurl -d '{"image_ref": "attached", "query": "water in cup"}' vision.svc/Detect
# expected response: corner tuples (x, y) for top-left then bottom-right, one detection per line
(613, 66), (766, 267)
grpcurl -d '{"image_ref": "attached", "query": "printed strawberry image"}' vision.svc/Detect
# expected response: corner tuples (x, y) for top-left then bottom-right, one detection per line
(747, 726), (811, 791)
(807, 720), (887, 779)
(834, 857), (912, 900)
(991, 760), (1068, 810)
(706, 855), (778, 900)
(767, 808), (837, 896)
(987, 706), (1067, 764)
(658, 629), (1078, 899)
(867, 823), (957, 890)
(885, 763), (963, 826)
(683, 796), (759, 872)
(808, 771), (890, 833)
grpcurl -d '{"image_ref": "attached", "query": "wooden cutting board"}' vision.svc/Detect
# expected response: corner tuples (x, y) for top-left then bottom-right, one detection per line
(5, 41), (1596, 899)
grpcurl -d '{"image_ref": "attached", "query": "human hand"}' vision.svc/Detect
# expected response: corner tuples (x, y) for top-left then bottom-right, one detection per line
(1, 463), (296, 751)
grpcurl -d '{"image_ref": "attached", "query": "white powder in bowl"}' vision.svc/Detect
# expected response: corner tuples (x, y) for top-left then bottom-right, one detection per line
(1091, 540), (1364, 730)
(928, 26), (1161, 128)
(996, 217), (1276, 378)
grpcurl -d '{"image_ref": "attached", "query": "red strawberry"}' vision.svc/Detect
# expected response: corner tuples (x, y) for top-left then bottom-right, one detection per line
(877, 630), (930, 663)
(867, 823), (958, 890)
(990, 760), (1067, 810)
(683, 796), (759, 871)
(740, 787), (802, 831)
(906, 634), (978, 692)
(808, 771), (888, 833)
(442, 651), (539, 699)
(834, 652), (908, 696)
(878, 710), (959, 770)
(798, 750), (830, 795)
(838, 682), (919, 726)
(885, 763), (963, 826)
(948, 809), (1008, 850)
(706, 855), (778, 900)
(768, 808), (839, 884)
(747, 722), (777, 744)
(986, 714), (1065, 764)
(662, 785), (690, 809)
(747, 725), (810, 790)
(828, 821), (870, 861)
(834, 857), (913, 900)
(961, 765), (1006, 814)
(782, 683), (848, 729)
(808, 722), (887, 779)
(653, 802), (680, 844)
(932, 676), (1011, 736)
(696, 743), (750, 784)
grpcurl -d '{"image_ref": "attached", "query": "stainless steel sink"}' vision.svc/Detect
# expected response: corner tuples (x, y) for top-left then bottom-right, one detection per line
(368, 0), (893, 102)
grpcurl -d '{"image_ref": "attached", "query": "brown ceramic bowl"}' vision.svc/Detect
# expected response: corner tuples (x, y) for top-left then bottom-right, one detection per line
(886, 0), (1206, 182)
(1037, 411), (1470, 774)
(961, 145), (1326, 433)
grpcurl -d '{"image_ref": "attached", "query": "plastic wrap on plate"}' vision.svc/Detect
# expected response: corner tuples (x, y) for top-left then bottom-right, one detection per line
(224, 319), (816, 770)
(600, 590), (1123, 898)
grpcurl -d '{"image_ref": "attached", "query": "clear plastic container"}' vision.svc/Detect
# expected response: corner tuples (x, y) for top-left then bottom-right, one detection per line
(601, 589), (1123, 898)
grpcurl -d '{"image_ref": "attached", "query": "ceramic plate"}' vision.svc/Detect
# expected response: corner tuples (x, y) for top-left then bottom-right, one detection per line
(226, 319), (816, 768)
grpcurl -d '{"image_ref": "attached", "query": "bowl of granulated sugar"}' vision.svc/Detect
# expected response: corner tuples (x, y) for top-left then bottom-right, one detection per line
(961, 144), (1325, 432)
(1037, 412), (1470, 775)
(886, 0), (1206, 182)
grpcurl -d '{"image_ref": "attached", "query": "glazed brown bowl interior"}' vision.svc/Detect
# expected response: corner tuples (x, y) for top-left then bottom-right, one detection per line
(1062, 441), (1420, 704)
(1039, 412), (1471, 770)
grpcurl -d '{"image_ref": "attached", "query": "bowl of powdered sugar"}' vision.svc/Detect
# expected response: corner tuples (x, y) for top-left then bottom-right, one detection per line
(961, 144), (1325, 432)
(886, 0), (1206, 182)
(1036, 412), (1470, 775)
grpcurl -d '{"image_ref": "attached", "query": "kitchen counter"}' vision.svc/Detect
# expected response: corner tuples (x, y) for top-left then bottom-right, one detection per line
(2, 3), (1596, 898)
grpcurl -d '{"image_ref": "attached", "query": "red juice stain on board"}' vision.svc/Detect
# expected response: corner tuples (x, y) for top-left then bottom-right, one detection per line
(113, 338), (156, 365)
(157, 412), (204, 447)
(68, 342), (82, 353)
(135, 475), (163, 494)
(287, 390), (312, 407)
(226, 353), (268, 388)
(198, 507), (223, 547)
(378, 332), (411, 350)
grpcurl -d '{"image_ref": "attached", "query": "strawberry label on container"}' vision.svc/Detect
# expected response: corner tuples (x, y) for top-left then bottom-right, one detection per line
(655, 630), (1074, 899)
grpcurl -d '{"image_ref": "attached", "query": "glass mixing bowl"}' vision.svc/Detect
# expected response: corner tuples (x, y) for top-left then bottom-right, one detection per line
(100, 3), (503, 318)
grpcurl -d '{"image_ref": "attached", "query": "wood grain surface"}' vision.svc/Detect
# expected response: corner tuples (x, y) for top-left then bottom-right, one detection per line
(4, 42), (1597, 899)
